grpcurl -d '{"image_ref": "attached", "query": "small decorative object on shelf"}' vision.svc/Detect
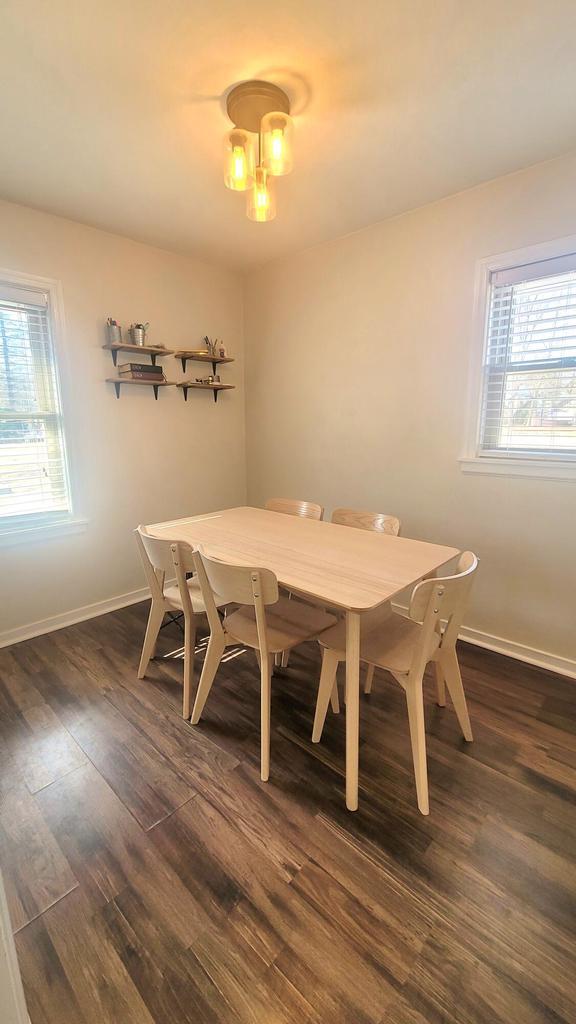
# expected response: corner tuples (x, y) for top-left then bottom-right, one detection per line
(129, 322), (150, 346)
(106, 318), (122, 344)
(218, 342), (227, 358)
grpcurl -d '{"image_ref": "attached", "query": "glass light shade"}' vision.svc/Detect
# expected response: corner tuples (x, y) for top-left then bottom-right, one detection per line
(246, 167), (276, 222)
(261, 111), (294, 176)
(223, 129), (255, 191)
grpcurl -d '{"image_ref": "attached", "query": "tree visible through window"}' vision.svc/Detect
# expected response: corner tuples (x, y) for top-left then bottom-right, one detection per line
(479, 253), (576, 458)
(0, 279), (72, 526)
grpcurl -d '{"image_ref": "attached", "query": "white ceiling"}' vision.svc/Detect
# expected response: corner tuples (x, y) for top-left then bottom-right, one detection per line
(2, 1), (576, 269)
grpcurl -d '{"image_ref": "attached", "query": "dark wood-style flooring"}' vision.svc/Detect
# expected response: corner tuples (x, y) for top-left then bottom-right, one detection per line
(1, 603), (575, 1024)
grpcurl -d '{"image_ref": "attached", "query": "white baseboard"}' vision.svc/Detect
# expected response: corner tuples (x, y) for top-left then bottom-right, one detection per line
(0, 586), (150, 649)
(389, 603), (575, 680)
(457, 624), (576, 680)
(1, 590), (574, 681)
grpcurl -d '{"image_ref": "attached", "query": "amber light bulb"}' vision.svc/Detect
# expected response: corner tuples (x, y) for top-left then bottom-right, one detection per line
(261, 111), (294, 176)
(223, 129), (255, 191)
(246, 167), (276, 222)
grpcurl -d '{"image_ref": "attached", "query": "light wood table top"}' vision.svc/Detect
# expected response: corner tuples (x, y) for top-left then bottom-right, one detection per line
(146, 506), (459, 612)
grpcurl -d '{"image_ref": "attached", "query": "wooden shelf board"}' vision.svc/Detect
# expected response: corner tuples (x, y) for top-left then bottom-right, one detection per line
(106, 377), (175, 399)
(106, 378), (175, 386)
(173, 351), (234, 371)
(103, 343), (173, 356)
(177, 382), (235, 391)
(177, 381), (235, 403)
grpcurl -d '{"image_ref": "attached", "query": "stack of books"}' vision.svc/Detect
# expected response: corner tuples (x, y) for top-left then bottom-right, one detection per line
(117, 362), (165, 382)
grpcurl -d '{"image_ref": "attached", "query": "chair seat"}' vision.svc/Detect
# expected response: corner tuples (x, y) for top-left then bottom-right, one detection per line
(320, 611), (440, 675)
(225, 596), (336, 653)
(164, 577), (223, 615)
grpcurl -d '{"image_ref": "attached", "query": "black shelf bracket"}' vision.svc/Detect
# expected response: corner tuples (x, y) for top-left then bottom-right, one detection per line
(109, 349), (158, 367)
(112, 381), (161, 399)
(180, 385), (221, 403)
(181, 360), (219, 376)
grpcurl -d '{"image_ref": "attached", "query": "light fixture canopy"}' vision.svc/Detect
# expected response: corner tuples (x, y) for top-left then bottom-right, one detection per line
(226, 81), (290, 133)
(223, 79), (293, 222)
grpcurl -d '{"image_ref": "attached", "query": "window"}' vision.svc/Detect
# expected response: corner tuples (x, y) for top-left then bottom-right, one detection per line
(0, 275), (74, 535)
(463, 241), (576, 479)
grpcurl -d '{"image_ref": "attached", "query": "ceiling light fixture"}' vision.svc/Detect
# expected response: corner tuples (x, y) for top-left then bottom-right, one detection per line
(223, 80), (294, 223)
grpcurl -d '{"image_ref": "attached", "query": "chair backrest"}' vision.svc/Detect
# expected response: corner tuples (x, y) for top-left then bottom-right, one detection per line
(181, 546), (279, 657)
(135, 525), (175, 603)
(409, 551), (478, 652)
(265, 497), (324, 521)
(331, 507), (401, 536)
(197, 550), (279, 606)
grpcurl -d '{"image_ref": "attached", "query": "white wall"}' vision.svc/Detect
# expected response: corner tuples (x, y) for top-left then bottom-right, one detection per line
(245, 153), (576, 668)
(0, 200), (245, 638)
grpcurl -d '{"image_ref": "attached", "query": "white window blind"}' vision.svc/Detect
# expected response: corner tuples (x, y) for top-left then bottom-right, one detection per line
(0, 280), (72, 527)
(479, 253), (576, 459)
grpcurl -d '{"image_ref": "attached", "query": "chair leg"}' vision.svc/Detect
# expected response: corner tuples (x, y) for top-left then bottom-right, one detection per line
(138, 601), (165, 679)
(441, 649), (473, 741)
(191, 635), (226, 725)
(405, 677), (429, 815)
(364, 664), (375, 695)
(182, 620), (196, 720)
(280, 650), (290, 669)
(260, 653), (273, 782)
(330, 681), (340, 714)
(434, 660), (446, 707)
(312, 649), (340, 742)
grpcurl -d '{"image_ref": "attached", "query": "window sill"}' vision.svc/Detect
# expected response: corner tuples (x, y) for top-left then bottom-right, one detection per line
(0, 516), (89, 547)
(459, 456), (576, 481)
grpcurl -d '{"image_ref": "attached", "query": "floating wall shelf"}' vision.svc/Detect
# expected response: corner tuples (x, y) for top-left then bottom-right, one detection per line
(103, 343), (174, 367)
(173, 350), (235, 374)
(177, 382), (235, 404)
(106, 378), (176, 400)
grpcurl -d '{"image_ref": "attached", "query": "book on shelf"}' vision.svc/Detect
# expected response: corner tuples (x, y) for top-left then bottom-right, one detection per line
(117, 362), (163, 374)
(118, 370), (166, 381)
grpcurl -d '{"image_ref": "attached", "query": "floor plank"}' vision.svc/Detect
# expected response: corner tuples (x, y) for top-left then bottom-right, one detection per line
(0, 784), (78, 932)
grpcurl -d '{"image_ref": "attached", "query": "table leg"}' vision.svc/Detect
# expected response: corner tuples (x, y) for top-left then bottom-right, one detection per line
(345, 610), (361, 811)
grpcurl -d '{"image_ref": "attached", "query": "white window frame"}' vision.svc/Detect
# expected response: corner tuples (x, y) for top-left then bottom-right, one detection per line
(461, 234), (576, 481)
(0, 268), (87, 546)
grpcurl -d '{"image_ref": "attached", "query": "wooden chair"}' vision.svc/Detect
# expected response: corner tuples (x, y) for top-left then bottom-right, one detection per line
(331, 507), (401, 536)
(280, 504), (401, 671)
(134, 526), (225, 718)
(171, 541), (336, 781)
(265, 497), (324, 520)
(312, 552), (478, 815)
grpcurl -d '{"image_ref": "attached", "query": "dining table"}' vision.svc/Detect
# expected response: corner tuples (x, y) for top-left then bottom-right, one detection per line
(146, 506), (460, 810)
